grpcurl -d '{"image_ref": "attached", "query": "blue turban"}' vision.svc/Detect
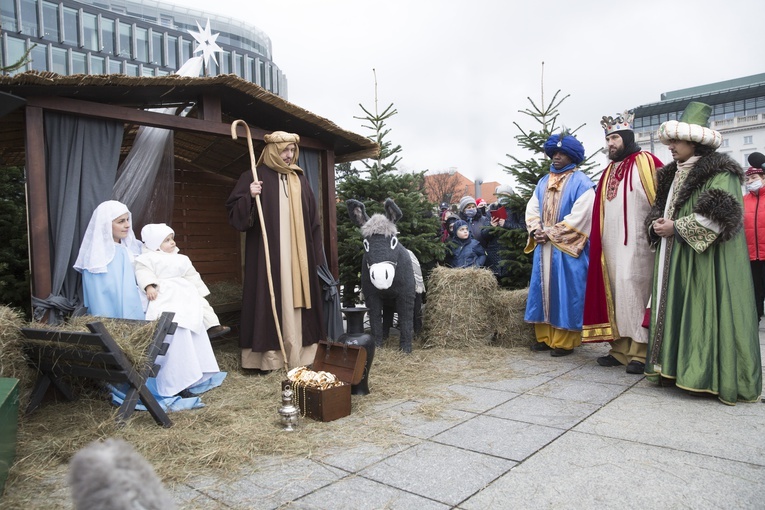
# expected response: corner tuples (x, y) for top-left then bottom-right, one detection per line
(543, 134), (585, 165)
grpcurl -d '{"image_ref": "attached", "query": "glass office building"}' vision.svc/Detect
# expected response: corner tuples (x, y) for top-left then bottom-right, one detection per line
(633, 73), (765, 167)
(0, 0), (287, 97)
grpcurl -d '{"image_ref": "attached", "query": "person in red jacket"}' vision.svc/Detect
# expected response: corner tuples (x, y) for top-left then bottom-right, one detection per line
(744, 165), (765, 320)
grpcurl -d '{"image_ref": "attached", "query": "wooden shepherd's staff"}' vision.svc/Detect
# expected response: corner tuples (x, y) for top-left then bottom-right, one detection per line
(230, 120), (287, 365)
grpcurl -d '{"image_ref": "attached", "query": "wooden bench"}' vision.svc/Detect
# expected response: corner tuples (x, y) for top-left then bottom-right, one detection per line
(19, 312), (177, 428)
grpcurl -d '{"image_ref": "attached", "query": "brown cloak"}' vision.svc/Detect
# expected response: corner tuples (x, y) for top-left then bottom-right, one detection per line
(225, 165), (326, 353)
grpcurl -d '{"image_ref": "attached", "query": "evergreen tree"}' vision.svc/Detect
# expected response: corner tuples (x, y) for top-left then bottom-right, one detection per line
(335, 72), (442, 305)
(0, 166), (30, 317)
(494, 75), (597, 289)
(334, 161), (359, 186)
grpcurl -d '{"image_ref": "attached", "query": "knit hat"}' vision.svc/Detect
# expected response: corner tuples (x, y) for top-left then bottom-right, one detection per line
(475, 198), (487, 208)
(658, 101), (722, 149)
(458, 196), (477, 212)
(746, 166), (765, 177)
(453, 220), (468, 234)
(141, 223), (174, 252)
(600, 110), (634, 136)
(543, 133), (585, 165)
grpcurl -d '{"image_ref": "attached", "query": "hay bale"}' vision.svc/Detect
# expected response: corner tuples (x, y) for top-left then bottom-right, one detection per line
(35, 315), (158, 372)
(0, 306), (37, 408)
(421, 268), (535, 349)
(422, 266), (498, 348)
(490, 288), (535, 348)
(0, 310), (160, 412)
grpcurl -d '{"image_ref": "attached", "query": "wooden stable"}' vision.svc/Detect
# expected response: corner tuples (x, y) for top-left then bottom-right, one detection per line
(173, 167), (242, 284)
(0, 72), (377, 307)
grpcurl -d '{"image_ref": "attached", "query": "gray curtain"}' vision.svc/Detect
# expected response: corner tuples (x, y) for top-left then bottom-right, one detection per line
(299, 148), (344, 339)
(298, 148), (320, 200)
(32, 112), (124, 323)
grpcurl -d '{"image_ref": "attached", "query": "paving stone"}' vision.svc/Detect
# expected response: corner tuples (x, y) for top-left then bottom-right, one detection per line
(313, 434), (419, 473)
(431, 414), (564, 461)
(374, 400), (476, 440)
(575, 386), (765, 465)
(289, 475), (450, 510)
(168, 482), (227, 509)
(503, 354), (585, 378)
(562, 360), (645, 385)
(460, 431), (765, 510)
(444, 383), (519, 413)
(527, 375), (628, 405)
(359, 441), (515, 506)
(486, 393), (600, 429)
(191, 458), (346, 509)
(464, 372), (554, 394)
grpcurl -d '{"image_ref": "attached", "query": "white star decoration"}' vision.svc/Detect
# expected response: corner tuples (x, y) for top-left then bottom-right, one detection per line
(188, 19), (222, 69)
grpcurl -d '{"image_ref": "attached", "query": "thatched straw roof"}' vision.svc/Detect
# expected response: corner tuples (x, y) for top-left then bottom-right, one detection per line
(0, 71), (378, 179)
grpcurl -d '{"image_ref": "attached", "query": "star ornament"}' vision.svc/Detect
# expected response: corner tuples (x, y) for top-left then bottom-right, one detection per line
(188, 19), (222, 68)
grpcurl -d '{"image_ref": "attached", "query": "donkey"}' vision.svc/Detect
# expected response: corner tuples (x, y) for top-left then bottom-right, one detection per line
(347, 198), (416, 353)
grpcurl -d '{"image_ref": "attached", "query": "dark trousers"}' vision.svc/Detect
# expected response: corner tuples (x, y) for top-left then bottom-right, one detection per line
(750, 260), (765, 319)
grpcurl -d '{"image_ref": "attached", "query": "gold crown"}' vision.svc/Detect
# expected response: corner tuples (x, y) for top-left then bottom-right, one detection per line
(601, 110), (634, 135)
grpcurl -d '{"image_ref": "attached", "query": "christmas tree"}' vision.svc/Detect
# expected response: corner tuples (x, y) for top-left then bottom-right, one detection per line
(494, 66), (597, 289)
(335, 72), (442, 305)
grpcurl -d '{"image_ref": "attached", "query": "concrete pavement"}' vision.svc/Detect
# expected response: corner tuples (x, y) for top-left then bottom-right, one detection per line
(169, 331), (765, 509)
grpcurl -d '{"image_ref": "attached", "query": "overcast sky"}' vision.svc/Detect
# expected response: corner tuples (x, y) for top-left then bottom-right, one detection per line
(181, 0), (763, 186)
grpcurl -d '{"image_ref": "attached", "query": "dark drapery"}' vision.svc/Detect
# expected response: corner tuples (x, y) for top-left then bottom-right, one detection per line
(299, 148), (320, 201)
(32, 112), (124, 323)
(299, 148), (344, 339)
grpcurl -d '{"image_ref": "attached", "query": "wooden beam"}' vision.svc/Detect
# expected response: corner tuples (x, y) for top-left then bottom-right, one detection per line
(198, 94), (221, 122)
(25, 96), (331, 150)
(24, 106), (51, 304)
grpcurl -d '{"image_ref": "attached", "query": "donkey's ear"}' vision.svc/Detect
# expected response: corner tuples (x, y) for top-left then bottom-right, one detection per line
(383, 198), (403, 224)
(346, 199), (369, 227)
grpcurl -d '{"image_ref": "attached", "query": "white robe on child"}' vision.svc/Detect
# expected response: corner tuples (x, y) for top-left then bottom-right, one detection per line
(135, 249), (210, 333)
(134, 249), (220, 396)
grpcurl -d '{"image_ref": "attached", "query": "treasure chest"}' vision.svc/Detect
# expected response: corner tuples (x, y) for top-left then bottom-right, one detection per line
(282, 341), (367, 422)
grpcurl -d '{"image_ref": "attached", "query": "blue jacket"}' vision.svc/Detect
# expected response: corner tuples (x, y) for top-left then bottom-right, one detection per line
(459, 209), (491, 246)
(447, 236), (486, 268)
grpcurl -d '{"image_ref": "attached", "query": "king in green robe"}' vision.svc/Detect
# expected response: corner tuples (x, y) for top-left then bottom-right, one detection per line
(645, 146), (762, 405)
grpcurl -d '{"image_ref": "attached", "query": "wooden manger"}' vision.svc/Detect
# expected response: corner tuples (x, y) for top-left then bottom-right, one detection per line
(18, 312), (177, 428)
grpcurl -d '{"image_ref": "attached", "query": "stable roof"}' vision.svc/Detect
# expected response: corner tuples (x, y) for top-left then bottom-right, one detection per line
(0, 71), (378, 177)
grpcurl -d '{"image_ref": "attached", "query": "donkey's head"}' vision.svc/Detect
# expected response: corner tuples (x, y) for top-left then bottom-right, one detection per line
(347, 198), (405, 290)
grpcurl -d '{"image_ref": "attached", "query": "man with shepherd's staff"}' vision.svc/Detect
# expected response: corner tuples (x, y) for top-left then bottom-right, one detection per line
(226, 130), (326, 373)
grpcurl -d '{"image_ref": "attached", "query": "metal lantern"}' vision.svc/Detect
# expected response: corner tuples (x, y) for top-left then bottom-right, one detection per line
(278, 386), (299, 431)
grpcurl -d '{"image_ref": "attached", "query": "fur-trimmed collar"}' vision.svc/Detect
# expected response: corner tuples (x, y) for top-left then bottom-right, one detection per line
(655, 152), (743, 213)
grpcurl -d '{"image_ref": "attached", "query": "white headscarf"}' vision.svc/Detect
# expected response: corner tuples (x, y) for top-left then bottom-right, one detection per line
(73, 200), (141, 274)
(140, 223), (175, 252)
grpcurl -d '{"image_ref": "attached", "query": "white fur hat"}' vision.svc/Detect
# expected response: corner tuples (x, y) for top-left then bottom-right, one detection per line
(658, 101), (722, 149)
(141, 223), (174, 251)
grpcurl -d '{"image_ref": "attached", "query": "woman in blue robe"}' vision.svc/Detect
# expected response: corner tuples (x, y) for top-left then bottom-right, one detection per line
(74, 200), (225, 409)
(74, 200), (144, 319)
